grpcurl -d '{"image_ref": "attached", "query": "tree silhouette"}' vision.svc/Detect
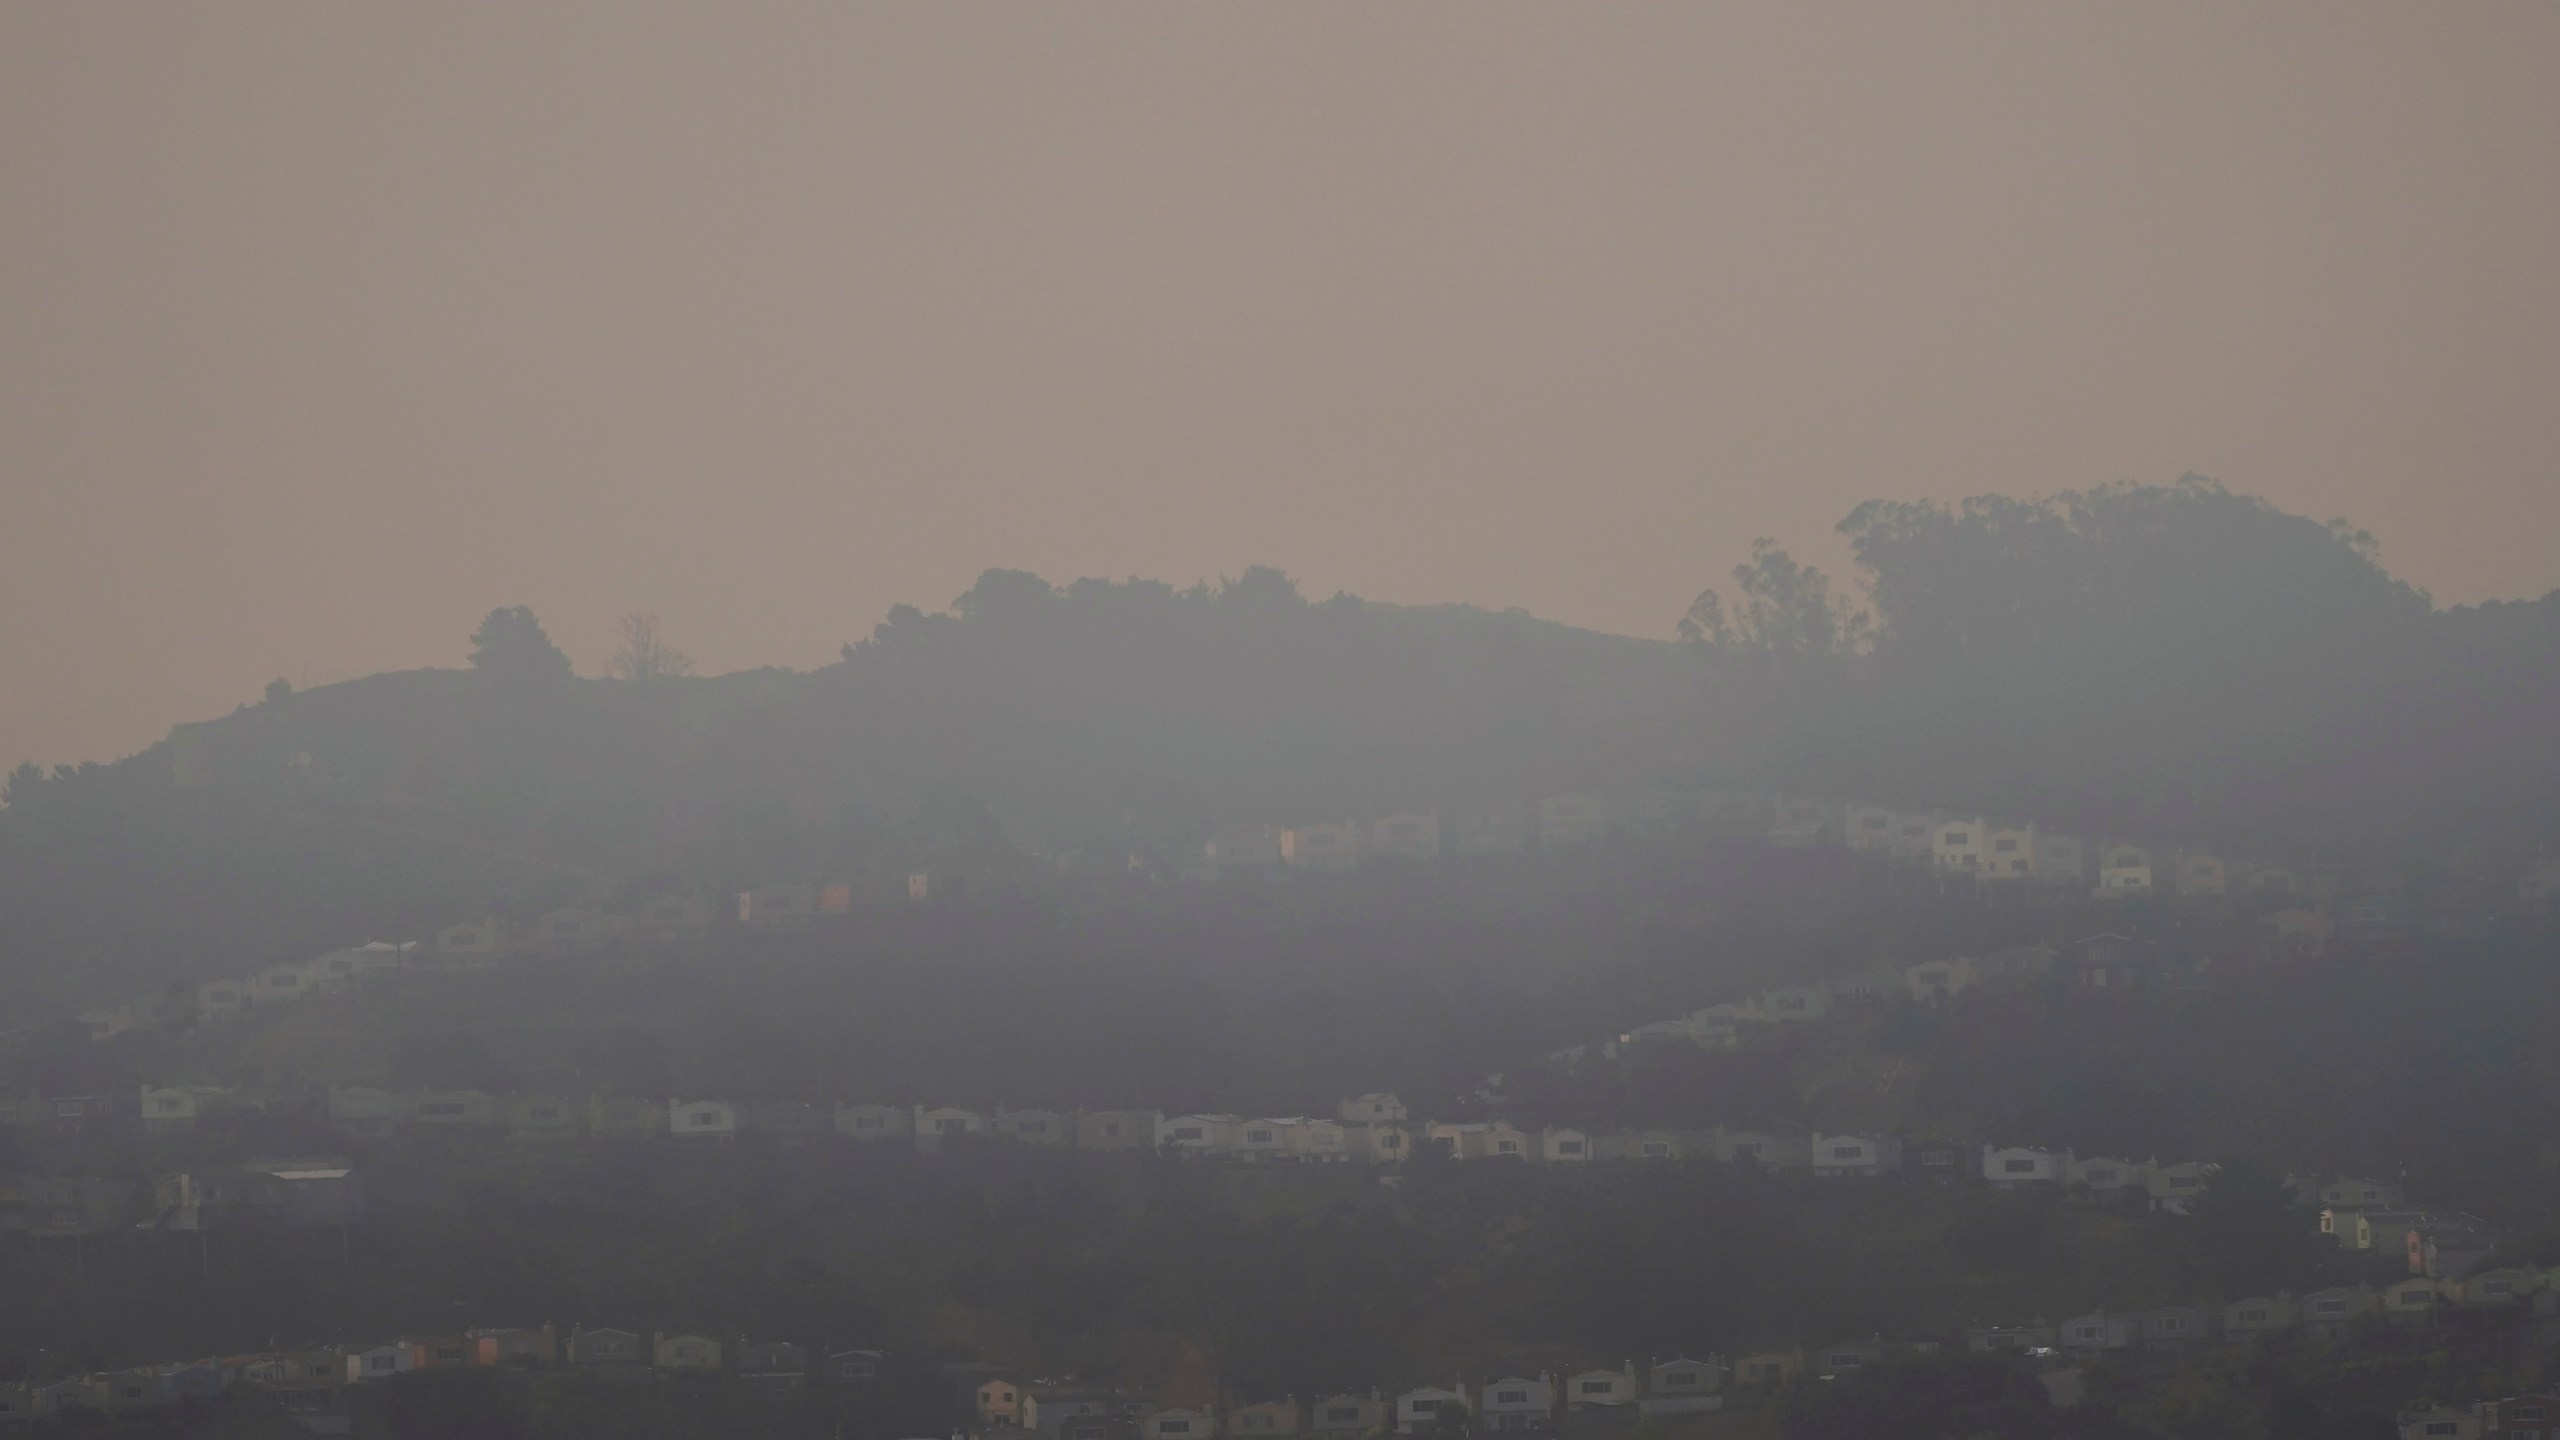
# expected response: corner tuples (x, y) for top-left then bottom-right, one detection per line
(608, 613), (694, 683)
(468, 606), (572, 686)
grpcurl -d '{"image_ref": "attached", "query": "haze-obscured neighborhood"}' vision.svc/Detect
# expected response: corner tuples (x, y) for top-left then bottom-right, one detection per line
(2, 479), (2558, 1438)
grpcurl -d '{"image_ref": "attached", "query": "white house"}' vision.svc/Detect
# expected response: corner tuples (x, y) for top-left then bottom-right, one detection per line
(252, 962), (313, 1005)
(1563, 1367), (1637, 1410)
(1158, 1114), (1240, 1156)
(737, 884), (815, 936)
(1367, 813), (1441, 863)
(1076, 1109), (1162, 1151)
(1811, 1133), (1901, 1178)
(1625, 1130), (1683, 1161)
(1931, 818), (1988, 877)
(530, 907), (615, 958)
(1477, 1375), (1555, 1432)
(1361, 1122), (1415, 1163)
(1144, 1408), (1216, 1440)
(1982, 825), (2035, 880)
(1394, 1388), (1467, 1435)
(1770, 796), (1836, 849)
(412, 1090), (503, 1129)
(1905, 956), (1978, 1001)
(1282, 823), (1362, 872)
(2067, 1155), (2143, 1197)
(2033, 833), (2087, 886)
(2397, 1407), (2483, 1440)
(327, 1086), (404, 1139)
(632, 891), (712, 943)
(1844, 804), (1897, 853)
(346, 1345), (413, 1383)
(1642, 1358), (1724, 1416)
(2174, 851), (2229, 897)
(1887, 812), (1937, 863)
(1541, 1128), (1595, 1163)
(1275, 1117), (1353, 1162)
(434, 918), (507, 967)
(835, 1103), (914, 1143)
(1338, 1092), (1408, 1125)
(1982, 1145), (2064, 1187)
(1207, 826), (1285, 873)
(197, 978), (250, 1022)
(668, 1099), (740, 1140)
(1308, 1395), (1385, 1436)
(2146, 1160), (2215, 1213)
(2056, 1313), (2138, 1353)
(2097, 845), (2154, 895)
(914, 1106), (988, 1150)
(995, 1108), (1071, 1146)
(1752, 986), (1829, 1023)
(1233, 1118), (1293, 1161)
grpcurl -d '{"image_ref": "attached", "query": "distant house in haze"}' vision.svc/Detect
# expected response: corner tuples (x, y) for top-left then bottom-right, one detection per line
(507, 1096), (580, 1140)
(530, 907), (614, 958)
(1478, 1375), (1554, 1431)
(1367, 813), (1441, 862)
(1206, 826), (1285, 874)
(737, 883), (815, 936)
(654, 1334), (724, 1371)
(433, 917), (508, 967)
(1983, 1145), (2064, 1188)
(1537, 793), (1607, 847)
(1075, 1109), (1160, 1151)
(667, 1099), (739, 1140)
(1811, 1133), (1901, 1178)
(567, 1328), (645, 1369)
(1905, 956), (1978, 1001)
(410, 1091), (502, 1130)
(996, 1108), (1071, 1146)
(1844, 804), (1896, 853)
(1886, 812), (1937, 864)
(1339, 1092), (1408, 1125)
(1931, 818), (1988, 877)
(914, 1106), (988, 1150)
(1282, 822), (1362, 872)
(836, 1103), (914, 1143)
(1770, 796), (1837, 848)
(2033, 832), (2087, 885)
(1982, 824), (2035, 880)
(2097, 845), (2154, 895)
(632, 890), (712, 943)
(327, 1086), (404, 1139)
(2174, 851), (2228, 897)
(1307, 1396), (1385, 1437)
(1443, 801), (1530, 856)
(589, 1096), (663, 1139)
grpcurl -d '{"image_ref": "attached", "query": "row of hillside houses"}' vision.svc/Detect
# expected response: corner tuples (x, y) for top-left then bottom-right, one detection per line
(1774, 797), (2560, 912)
(0, 1158), (361, 1238)
(70, 869), (1041, 1044)
(1203, 794), (1622, 875)
(7, 1085), (2216, 1207)
(974, 1361), (1737, 1439)
(1583, 935), (2234, 1071)
(1585, 945), (2062, 1061)
(0, 1329), (893, 1431)
(69, 809), (2560, 1044)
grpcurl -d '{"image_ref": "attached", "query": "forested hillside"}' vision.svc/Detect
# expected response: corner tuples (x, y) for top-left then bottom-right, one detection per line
(3, 480), (2555, 1020)
(1684, 477), (2560, 850)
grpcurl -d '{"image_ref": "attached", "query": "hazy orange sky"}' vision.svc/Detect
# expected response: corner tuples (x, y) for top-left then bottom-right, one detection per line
(5, 4), (2557, 768)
